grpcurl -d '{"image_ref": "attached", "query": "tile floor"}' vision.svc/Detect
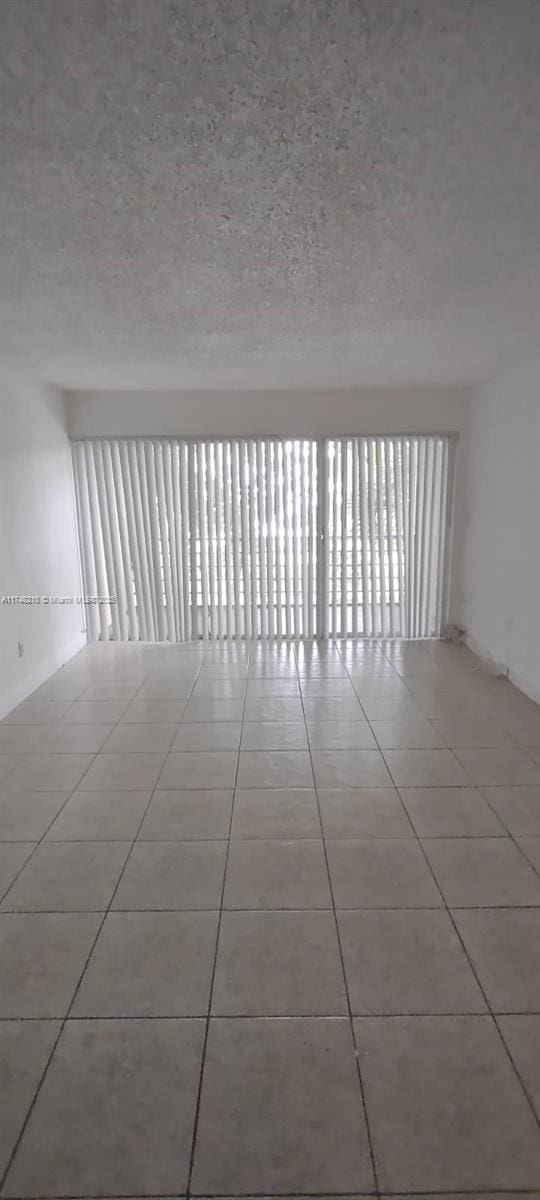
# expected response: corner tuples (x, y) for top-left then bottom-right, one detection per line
(1, 636), (540, 1197)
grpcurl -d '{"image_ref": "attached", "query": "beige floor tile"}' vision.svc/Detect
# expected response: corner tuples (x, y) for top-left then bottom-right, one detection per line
(158, 750), (237, 789)
(423, 837), (540, 906)
(191, 1017), (373, 1194)
(224, 839), (331, 909)
(303, 696), (365, 721)
(46, 789), (151, 840)
(3, 1019), (204, 1197)
(400, 786), (506, 837)
(454, 908), (540, 1011)
(243, 696), (304, 722)
(199, 664), (249, 680)
(384, 748), (471, 787)
(64, 700), (129, 723)
(496, 710), (540, 747)
(319, 788), (413, 837)
(1, 840), (131, 912)
(246, 678), (301, 697)
(82, 751), (166, 790)
(0, 1020), (61, 1177)
(6, 754), (94, 793)
(0, 912), (101, 1016)
(3, 702), (72, 725)
(3, 640), (539, 1199)
(32, 724), (114, 753)
(249, 663), (297, 680)
(212, 910), (347, 1015)
(231, 788), (320, 839)
(135, 679), (194, 699)
(73, 910), (219, 1016)
(433, 717), (515, 747)
(241, 721), (308, 750)
(121, 698), (187, 722)
(0, 790), (69, 840)
(112, 839), (227, 909)
(312, 749), (392, 788)
(139, 788), (233, 839)
(339, 908), (485, 1014)
(300, 679), (357, 698)
(0, 727), (46, 753)
(79, 680), (141, 701)
(360, 697), (425, 720)
(0, 755), (22, 784)
(482, 786), (540, 835)
(353, 679), (411, 699)
(382, 1194), (540, 1200)
(456, 747), (540, 786)
(0, 843), (36, 897)
(355, 1015), (540, 1190)
(417, 696), (490, 719)
(371, 720), (446, 749)
(498, 1015), (540, 1118)
(101, 722), (177, 752)
(237, 749), (313, 788)
(518, 834), (540, 871)
(326, 838), (442, 908)
(306, 719), (376, 749)
(29, 680), (86, 703)
(191, 679), (246, 699)
(172, 722), (241, 751)
(401, 676), (466, 699)
(182, 697), (245, 722)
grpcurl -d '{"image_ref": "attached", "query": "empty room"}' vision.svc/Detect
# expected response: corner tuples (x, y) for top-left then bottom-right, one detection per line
(1, 1), (540, 1196)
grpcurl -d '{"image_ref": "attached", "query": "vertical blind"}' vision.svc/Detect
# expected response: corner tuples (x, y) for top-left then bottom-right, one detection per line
(72, 434), (454, 643)
(323, 436), (452, 638)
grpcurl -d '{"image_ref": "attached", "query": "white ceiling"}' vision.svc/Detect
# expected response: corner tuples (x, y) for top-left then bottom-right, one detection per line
(1, 0), (540, 391)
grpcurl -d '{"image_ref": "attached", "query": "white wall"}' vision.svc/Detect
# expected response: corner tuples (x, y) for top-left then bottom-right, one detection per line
(460, 355), (540, 702)
(66, 386), (467, 439)
(0, 372), (86, 717)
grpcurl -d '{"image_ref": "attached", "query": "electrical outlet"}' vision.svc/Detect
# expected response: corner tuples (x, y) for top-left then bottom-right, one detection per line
(17, 641), (24, 658)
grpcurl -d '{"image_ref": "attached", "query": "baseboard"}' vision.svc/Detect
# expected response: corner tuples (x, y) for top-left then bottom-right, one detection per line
(0, 632), (87, 720)
(465, 632), (540, 706)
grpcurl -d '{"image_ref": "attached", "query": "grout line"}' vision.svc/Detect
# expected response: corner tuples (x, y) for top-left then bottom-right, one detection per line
(0, 1191), (539, 1200)
(0, 1193), (539, 1200)
(0, 655), (205, 1194)
(0, 658), (203, 906)
(474, 789), (540, 884)
(297, 639), (381, 1198)
(3, 902), (540, 913)
(513, 834), (540, 880)
(2, 640), (540, 1196)
(0, 744), (112, 908)
(3, 902), (540, 912)
(378, 734), (540, 1135)
(0, 799), (157, 1190)
(184, 646), (248, 1199)
(4, 1008), (540, 1021)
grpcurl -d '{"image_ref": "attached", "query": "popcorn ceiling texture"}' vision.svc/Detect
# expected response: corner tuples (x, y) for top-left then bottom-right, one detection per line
(1, 0), (540, 390)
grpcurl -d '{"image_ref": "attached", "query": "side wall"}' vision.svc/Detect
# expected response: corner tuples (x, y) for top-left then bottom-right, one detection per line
(460, 356), (540, 702)
(0, 372), (86, 717)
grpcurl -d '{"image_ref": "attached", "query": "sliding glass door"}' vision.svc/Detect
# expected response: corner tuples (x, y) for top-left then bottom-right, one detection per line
(322, 436), (452, 638)
(72, 434), (454, 642)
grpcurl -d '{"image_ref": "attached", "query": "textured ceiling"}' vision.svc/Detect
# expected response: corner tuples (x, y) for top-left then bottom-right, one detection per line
(1, 0), (540, 390)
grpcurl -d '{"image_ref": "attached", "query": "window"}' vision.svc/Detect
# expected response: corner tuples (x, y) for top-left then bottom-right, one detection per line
(72, 435), (454, 642)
